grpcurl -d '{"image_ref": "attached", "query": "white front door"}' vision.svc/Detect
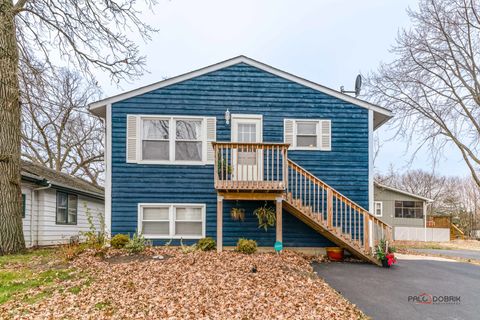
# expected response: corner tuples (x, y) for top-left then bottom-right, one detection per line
(231, 115), (263, 181)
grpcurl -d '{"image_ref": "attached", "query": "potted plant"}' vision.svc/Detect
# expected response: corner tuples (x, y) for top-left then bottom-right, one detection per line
(375, 238), (397, 268)
(253, 202), (276, 231)
(326, 247), (344, 261)
(230, 207), (245, 221)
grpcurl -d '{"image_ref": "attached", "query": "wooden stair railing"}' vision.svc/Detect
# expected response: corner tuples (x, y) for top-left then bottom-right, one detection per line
(286, 159), (393, 259)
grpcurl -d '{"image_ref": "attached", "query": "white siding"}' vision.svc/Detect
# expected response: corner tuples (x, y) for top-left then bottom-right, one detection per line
(36, 189), (104, 246)
(394, 227), (450, 242)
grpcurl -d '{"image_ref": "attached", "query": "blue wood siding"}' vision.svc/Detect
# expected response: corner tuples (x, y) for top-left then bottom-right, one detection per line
(111, 63), (368, 247)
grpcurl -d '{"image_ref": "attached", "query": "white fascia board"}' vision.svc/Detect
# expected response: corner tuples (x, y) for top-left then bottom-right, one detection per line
(88, 56), (392, 129)
(375, 182), (434, 202)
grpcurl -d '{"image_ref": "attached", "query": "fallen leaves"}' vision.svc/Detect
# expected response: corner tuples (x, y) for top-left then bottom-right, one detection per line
(0, 248), (366, 319)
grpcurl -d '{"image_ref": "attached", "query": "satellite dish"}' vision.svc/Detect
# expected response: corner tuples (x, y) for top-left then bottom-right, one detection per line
(340, 74), (362, 97)
(354, 74), (362, 97)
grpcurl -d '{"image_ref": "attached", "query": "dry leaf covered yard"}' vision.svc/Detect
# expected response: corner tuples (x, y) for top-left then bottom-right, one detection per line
(0, 248), (366, 319)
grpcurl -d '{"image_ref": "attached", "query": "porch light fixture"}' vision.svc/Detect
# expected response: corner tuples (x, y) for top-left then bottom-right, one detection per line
(225, 108), (231, 125)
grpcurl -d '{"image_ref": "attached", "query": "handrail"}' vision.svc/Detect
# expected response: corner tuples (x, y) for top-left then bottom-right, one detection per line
(286, 159), (393, 253)
(213, 142), (289, 191)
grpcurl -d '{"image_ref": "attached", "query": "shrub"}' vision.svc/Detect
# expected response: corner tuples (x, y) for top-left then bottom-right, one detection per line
(236, 238), (257, 254)
(196, 237), (216, 251)
(111, 234), (129, 249)
(125, 232), (149, 253)
(59, 243), (86, 261)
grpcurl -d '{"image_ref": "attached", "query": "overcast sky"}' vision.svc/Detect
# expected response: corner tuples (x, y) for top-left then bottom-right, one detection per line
(97, 0), (468, 177)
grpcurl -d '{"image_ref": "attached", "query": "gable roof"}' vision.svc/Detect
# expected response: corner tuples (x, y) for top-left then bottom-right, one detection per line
(21, 160), (104, 200)
(374, 182), (434, 202)
(89, 55), (392, 129)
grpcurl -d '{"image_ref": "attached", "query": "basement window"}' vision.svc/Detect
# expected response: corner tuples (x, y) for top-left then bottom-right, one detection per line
(138, 204), (205, 239)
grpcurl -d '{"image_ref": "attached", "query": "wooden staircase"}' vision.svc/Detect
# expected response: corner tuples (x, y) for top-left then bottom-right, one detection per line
(212, 142), (393, 265)
(285, 160), (392, 265)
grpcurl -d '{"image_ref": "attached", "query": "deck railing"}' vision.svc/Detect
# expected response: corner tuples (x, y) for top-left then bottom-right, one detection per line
(286, 159), (392, 253)
(213, 142), (289, 192)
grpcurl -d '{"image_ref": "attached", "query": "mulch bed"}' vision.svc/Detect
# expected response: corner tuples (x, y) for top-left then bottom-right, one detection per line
(1, 248), (367, 319)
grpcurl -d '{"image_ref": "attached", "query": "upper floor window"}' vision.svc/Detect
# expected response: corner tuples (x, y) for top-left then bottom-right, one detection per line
(284, 119), (331, 151)
(127, 115), (216, 164)
(56, 192), (78, 225)
(395, 201), (423, 219)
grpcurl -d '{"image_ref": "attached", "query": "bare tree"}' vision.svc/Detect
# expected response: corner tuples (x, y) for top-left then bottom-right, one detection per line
(0, 0), (157, 254)
(366, 0), (480, 187)
(20, 66), (105, 185)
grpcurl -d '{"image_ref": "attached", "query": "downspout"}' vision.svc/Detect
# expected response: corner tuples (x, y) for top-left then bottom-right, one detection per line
(32, 182), (52, 247)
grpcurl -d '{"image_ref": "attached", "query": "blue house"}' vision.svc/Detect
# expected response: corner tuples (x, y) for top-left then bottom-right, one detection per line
(89, 56), (393, 264)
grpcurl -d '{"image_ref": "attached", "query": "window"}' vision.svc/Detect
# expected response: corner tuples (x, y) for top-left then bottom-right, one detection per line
(142, 119), (169, 160)
(56, 192), (78, 225)
(138, 116), (210, 163)
(374, 201), (383, 217)
(22, 194), (26, 218)
(296, 121), (318, 148)
(395, 201), (423, 219)
(175, 120), (202, 161)
(284, 119), (331, 151)
(139, 204), (205, 239)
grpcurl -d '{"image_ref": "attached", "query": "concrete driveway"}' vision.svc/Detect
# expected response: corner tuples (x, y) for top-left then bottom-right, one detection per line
(313, 255), (480, 320)
(412, 248), (480, 261)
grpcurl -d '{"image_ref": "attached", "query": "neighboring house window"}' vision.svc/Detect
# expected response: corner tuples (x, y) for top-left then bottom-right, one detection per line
(138, 204), (205, 239)
(126, 115), (216, 164)
(284, 119), (331, 150)
(56, 192), (78, 225)
(374, 201), (383, 217)
(22, 194), (26, 218)
(395, 201), (423, 219)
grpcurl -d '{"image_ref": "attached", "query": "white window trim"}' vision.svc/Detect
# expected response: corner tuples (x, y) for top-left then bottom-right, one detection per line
(374, 201), (383, 217)
(286, 119), (331, 151)
(138, 115), (209, 165)
(138, 203), (206, 239)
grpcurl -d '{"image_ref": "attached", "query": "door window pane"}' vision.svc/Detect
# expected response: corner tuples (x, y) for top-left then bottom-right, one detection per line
(238, 123), (256, 142)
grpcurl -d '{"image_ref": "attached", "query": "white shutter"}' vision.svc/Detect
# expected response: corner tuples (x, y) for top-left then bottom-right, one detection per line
(284, 119), (294, 148)
(206, 117), (217, 163)
(319, 120), (331, 151)
(126, 115), (139, 163)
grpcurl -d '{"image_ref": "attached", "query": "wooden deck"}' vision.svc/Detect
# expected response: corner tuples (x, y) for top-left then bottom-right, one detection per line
(213, 142), (393, 265)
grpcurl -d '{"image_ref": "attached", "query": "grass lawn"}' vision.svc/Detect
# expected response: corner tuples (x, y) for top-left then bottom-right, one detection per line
(0, 247), (366, 319)
(394, 239), (480, 251)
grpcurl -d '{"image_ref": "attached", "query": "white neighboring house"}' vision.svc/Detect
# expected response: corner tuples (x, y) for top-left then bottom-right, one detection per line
(20, 160), (104, 247)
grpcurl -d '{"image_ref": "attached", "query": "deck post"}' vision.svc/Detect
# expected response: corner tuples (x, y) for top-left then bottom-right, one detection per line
(327, 189), (333, 228)
(276, 196), (283, 243)
(217, 195), (223, 253)
(364, 214), (370, 252)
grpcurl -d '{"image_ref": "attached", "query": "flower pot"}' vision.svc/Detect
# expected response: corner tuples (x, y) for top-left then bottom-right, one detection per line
(381, 258), (390, 268)
(326, 247), (344, 262)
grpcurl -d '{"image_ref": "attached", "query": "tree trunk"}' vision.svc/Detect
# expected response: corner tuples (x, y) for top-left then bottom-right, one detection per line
(0, 0), (26, 254)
